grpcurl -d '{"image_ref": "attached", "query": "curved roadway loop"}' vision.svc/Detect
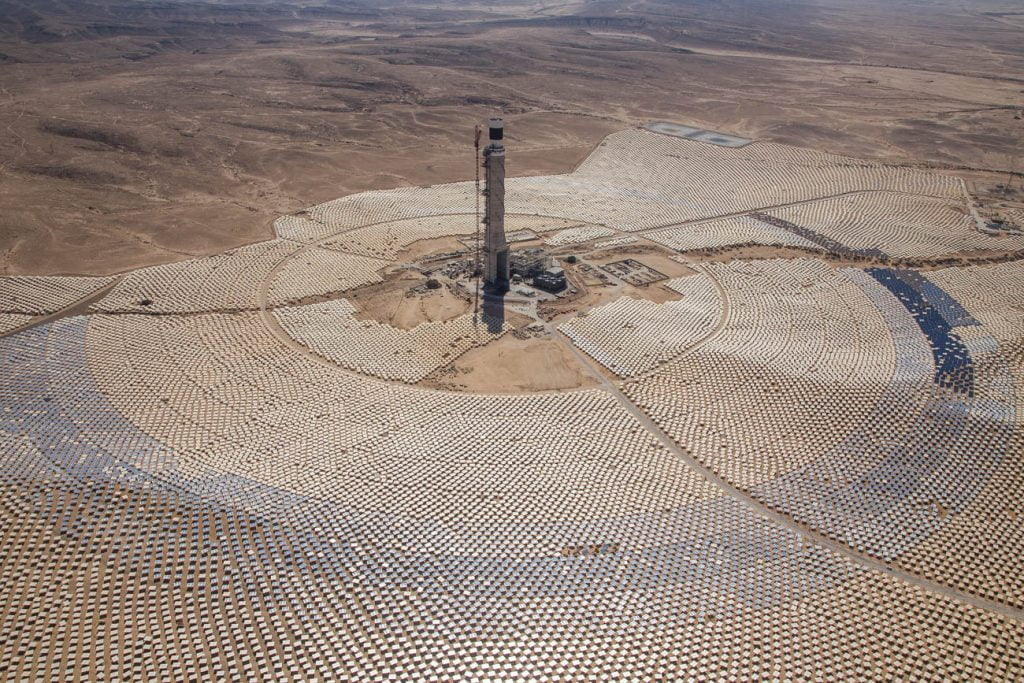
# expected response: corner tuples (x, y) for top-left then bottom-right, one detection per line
(7, 230), (1021, 623)
(253, 190), (1024, 624)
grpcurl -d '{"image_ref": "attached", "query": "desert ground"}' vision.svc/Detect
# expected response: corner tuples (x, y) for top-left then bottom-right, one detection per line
(3, 1), (1024, 680)
(0, 0), (1021, 275)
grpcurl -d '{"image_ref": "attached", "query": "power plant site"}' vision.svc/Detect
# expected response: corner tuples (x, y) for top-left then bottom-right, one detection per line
(3, 118), (1024, 680)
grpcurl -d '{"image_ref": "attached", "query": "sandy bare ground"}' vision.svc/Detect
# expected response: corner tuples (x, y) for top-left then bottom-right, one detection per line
(347, 270), (471, 331)
(421, 332), (600, 393)
(0, 0), (1021, 275)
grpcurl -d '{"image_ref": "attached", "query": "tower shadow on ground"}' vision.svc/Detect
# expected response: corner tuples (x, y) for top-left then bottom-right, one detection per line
(479, 293), (506, 335)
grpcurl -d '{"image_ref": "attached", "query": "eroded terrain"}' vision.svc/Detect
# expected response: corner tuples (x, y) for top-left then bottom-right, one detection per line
(1, 0), (1022, 275)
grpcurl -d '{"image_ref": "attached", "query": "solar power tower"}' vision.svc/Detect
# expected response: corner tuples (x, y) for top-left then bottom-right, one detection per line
(483, 118), (510, 293)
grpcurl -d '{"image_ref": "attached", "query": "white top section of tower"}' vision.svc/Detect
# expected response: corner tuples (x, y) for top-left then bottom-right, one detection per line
(488, 118), (504, 148)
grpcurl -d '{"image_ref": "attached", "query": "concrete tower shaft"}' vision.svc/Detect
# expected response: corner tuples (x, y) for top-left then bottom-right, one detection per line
(483, 117), (510, 293)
